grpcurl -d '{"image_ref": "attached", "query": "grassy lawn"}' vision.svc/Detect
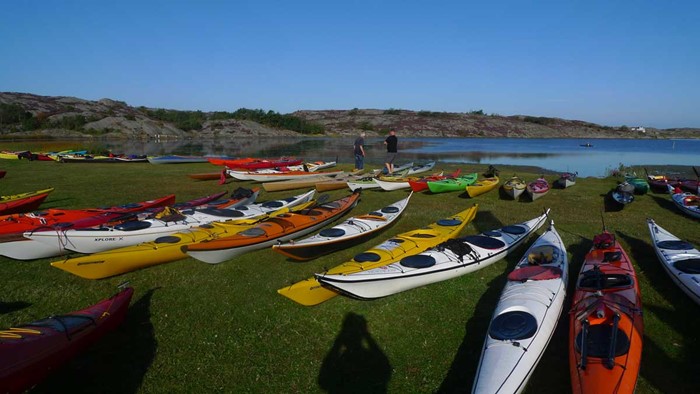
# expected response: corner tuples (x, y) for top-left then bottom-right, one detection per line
(1, 158), (699, 393)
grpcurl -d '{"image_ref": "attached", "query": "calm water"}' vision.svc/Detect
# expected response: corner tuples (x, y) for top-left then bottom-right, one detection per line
(2, 137), (698, 177)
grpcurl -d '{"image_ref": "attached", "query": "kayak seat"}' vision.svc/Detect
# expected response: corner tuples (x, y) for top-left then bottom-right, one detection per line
(489, 311), (537, 340)
(461, 235), (505, 250)
(657, 240), (694, 250)
(354, 252), (381, 262)
(502, 225), (527, 235)
(381, 206), (400, 214)
(575, 323), (630, 358)
(673, 259), (700, 274)
(437, 219), (463, 226)
(602, 251), (622, 263)
(261, 201), (284, 208)
(367, 211), (384, 217)
(484, 230), (502, 237)
(579, 270), (632, 290)
(400, 255), (436, 268)
(320, 228), (346, 237)
(115, 221), (152, 231)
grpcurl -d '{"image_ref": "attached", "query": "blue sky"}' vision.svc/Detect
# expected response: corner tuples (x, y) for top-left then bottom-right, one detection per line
(1, 0), (698, 128)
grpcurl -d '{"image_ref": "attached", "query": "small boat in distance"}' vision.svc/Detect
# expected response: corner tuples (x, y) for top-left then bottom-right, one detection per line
(580, 143), (593, 148)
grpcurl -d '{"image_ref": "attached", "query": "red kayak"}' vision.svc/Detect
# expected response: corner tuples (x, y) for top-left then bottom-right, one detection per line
(0, 194), (176, 239)
(569, 230), (643, 394)
(0, 287), (134, 393)
(408, 168), (462, 192)
(0, 188), (54, 215)
(223, 157), (303, 170)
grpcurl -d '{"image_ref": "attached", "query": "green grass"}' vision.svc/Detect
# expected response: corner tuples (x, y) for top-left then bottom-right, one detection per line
(1, 158), (699, 393)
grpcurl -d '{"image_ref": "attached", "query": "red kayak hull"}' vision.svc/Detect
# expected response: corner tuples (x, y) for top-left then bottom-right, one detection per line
(0, 287), (134, 393)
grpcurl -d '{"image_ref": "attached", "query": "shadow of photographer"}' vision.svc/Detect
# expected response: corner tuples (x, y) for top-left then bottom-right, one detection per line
(318, 312), (392, 393)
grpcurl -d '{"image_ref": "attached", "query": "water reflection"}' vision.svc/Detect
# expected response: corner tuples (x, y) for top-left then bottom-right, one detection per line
(1, 137), (697, 177)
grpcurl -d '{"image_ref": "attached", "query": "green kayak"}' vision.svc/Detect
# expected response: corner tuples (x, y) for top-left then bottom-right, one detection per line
(427, 173), (478, 193)
(625, 175), (650, 194)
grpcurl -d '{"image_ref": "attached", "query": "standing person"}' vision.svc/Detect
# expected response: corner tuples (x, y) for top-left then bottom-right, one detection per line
(383, 129), (398, 174)
(353, 131), (366, 171)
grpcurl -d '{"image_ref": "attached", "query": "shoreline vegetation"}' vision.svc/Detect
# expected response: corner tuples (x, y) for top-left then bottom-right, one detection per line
(1, 92), (699, 140)
(0, 160), (698, 393)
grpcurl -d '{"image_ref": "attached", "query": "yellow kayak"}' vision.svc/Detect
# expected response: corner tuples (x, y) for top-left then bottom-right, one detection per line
(1, 188), (55, 204)
(466, 176), (500, 197)
(50, 202), (315, 279)
(277, 204), (478, 306)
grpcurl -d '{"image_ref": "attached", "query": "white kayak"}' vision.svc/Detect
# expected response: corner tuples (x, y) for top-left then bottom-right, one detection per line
(23, 190), (315, 256)
(472, 221), (568, 394)
(647, 218), (700, 305)
(316, 209), (550, 299)
(372, 178), (412, 191)
(228, 169), (344, 182)
(667, 184), (700, 219)
(272, 193), (412, 260)
(347, 177), (383, 191)
(406, 161), (436, 175)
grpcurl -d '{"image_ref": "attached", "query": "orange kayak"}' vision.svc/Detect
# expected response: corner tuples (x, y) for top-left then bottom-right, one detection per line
(569, 230), (643, 394)
(185, 192), (360, 264)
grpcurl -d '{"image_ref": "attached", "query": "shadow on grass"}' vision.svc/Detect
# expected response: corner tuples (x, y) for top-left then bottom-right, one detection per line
(616, 232), (700, 393)
(435, 211), (505, 393)
(602, 191), (624, 212)
(0, 301), (31, 315)
(318, 312), (392, 393)
(649, 194), (686, 218)
(33, 288), (159, 394)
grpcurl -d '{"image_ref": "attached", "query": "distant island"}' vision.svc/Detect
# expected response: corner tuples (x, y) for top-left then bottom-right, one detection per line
(1, 92), (698, 140)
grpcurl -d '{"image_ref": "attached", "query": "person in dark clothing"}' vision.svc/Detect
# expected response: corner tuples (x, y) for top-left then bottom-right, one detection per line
(384, 129), (398, 174)
(353, 132), (366, 170)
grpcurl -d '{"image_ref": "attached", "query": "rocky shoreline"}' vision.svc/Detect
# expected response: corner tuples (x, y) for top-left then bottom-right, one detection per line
(1, 92), (698, 140)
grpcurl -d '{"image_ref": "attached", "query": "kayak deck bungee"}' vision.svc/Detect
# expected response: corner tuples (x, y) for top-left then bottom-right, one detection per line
(472, 221), (568, 394)
(569, 229), (643, 394)
(50, 199), (317, 279)
(647, 219), (700, 305)
(185, 192), (361, 264)
(277, 204), (479, 306)
(316, 209), (549, 300)
(272, 193), (412, 261)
